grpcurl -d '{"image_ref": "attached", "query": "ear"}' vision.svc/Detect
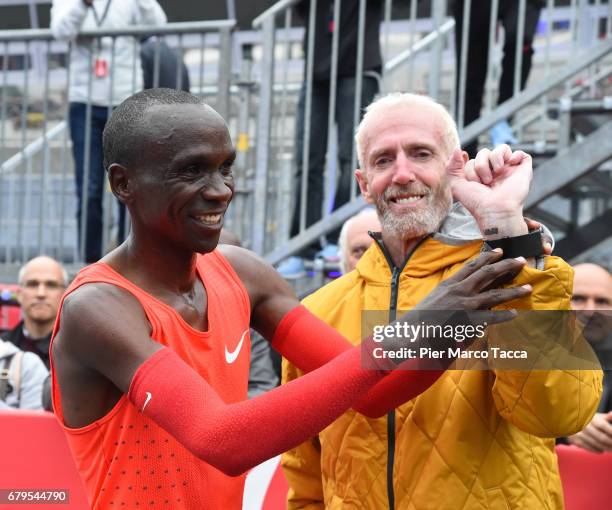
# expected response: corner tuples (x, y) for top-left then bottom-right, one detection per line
(108, 163), (133, 205)
(355, 168), (374, 204)
(15, 286), (23, 307)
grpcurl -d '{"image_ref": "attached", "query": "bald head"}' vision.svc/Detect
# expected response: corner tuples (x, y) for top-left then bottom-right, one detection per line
(339, 209), (381, 273)
(572, 263), (612, 311)
(19, 256), (67, 287)
(17, 256), (67, 337)
(102, 88), (211, 172)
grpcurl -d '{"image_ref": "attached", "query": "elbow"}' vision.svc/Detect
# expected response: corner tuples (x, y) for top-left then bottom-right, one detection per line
(353, 403), (387, 419)
(191, 443), (252, 477)
(208, 455), (250, 477)
(219, 463), (249, 478)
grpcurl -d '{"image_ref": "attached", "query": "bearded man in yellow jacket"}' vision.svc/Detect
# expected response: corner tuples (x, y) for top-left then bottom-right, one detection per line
(282, 92), (602, 510)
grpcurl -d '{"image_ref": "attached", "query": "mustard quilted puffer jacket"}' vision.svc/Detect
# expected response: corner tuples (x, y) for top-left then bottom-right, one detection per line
(282, 237), (602, 510)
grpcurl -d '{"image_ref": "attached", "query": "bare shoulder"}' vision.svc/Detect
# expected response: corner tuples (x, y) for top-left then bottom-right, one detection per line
(217, 244), (294, 303)
(217, 244), (300, 339)
(54, 282), (156, 392)
(58, 282), (151, 348)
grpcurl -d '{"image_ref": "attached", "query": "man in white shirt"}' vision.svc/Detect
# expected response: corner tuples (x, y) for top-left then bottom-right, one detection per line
(51, 0), (167, 262)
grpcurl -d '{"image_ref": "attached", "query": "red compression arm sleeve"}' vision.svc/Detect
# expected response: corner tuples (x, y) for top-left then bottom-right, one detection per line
(272, 305), (443, 418)
(128, 346), (384, 477)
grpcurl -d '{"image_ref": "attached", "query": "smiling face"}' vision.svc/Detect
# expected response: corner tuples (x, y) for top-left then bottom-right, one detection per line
(125, 103), (235, 254)
(355, 103), (453, 240)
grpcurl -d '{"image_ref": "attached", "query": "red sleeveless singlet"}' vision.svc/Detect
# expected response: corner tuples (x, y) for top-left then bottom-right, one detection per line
(50, 250), (251, 509)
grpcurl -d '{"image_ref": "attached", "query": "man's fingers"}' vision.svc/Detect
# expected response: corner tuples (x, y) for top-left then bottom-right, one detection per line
(462, 257), (526, 292)
(591, 414), (612, 438)
(474, 148), (493, 184)
(464, 159), (480, 182)
(446, 249), (504, 283)
(576, 434), (605, 453)
(469, 309), (517, 326)
(472, 285), (532, 310)
(446, 148), (466, 177)
(491, 144), (511, 173)
(523, 217), (552, 253)
(582, 426), (612, 451)
(508, 150), (529, 166)
(591, 430), (612, 450)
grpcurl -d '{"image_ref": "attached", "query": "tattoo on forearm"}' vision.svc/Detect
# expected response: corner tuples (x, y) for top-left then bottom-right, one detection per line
(484, 228), (499, 236)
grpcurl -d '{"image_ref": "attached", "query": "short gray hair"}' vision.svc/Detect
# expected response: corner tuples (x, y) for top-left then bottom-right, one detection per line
(355, 92), (460, 169)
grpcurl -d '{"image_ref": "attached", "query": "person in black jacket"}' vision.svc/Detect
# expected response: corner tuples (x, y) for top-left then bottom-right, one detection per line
(141, 37), (190, 92)
(281, 0), (383, 275)
(453, 0), (543, 155)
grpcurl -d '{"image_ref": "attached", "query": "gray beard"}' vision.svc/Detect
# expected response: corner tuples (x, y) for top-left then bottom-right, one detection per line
(375, 185), (452, 241)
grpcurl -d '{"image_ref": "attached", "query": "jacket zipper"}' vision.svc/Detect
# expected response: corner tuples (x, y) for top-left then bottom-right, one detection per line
(386, 266), (401, 510)
(371, 234), (429, 510)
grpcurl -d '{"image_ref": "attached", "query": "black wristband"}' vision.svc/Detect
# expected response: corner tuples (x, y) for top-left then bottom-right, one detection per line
(483, 230), (544, 259)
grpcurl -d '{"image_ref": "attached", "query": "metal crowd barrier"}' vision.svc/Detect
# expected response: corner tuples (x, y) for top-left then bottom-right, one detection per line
(0, 3), (610, 274)
(0, 19), (235, 272)
(249, 0), (612, 263)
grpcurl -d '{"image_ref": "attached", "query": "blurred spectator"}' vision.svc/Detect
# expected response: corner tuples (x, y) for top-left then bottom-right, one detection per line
(0, 338), (48, 411)
(51, 0), (167, 262)
(279, 0), (383, 278)
(141, 37), (190, 91)
(566, 262), (612, 452)
(1, 256), (68, 369)
(219, 229), (279, 396)
(338, 208), (381, 274)
(453, 0), (543, 155)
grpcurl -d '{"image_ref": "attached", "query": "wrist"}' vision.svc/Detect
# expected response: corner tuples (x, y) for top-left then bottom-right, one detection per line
(477, 212), (528, 240)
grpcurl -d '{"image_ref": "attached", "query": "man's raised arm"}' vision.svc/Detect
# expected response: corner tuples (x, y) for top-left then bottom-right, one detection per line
(53, 283), (387, 476)
(227, 245), (531, 418)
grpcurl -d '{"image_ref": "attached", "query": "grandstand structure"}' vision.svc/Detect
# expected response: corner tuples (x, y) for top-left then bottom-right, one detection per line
(0, 0), (609, 284)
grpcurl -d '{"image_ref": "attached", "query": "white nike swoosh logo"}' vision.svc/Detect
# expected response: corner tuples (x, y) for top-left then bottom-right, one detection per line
(142, 392), (152, 412)
(225, 330), (248, 364)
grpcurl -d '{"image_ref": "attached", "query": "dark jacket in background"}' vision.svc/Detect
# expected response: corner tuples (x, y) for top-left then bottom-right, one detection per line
(297, 0), (383, 81)
(141, 38), (190, 91)
(2, 321), (51, 369)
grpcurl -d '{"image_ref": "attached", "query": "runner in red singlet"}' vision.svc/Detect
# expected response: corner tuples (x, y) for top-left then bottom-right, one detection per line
(50, 88), (531, 509)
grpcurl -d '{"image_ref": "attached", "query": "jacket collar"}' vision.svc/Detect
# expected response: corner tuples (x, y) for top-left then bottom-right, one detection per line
(355, 203), (482, 283)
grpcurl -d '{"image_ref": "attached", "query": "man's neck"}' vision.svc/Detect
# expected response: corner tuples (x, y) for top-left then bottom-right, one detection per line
(22, 319), (53, 340)
(114, 235), (200, 295)
(380, 231), (424, 269)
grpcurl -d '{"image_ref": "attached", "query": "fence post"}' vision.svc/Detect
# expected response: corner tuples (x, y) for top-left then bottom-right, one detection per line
(233, 44), (254, 245)
(217, 26), (233, 121)
(252, 16), (276, 254)
(428, 0), (446, 100)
